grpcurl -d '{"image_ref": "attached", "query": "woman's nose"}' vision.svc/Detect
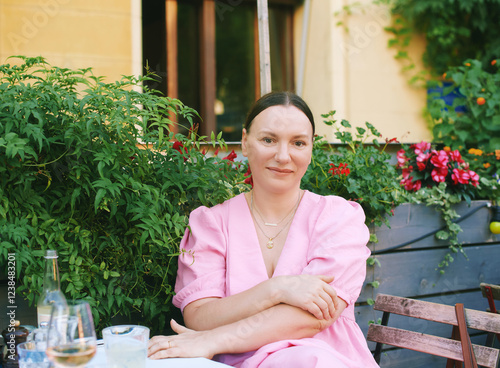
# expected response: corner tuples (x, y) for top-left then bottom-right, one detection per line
(275, 143), (291, 163)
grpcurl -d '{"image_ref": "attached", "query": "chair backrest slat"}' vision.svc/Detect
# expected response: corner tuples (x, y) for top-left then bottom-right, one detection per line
(367, 294), (500, 367)
(367, 324), (500, 368)
(373, 294), (500, 333)
(481, 283), (500, 301)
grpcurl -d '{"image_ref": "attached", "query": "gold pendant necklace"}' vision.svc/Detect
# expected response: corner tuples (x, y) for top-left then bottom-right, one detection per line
(250, 191), (301, 249)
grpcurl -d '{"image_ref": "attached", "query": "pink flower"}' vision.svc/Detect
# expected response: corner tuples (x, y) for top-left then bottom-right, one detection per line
(448, 150), (464, 163)
(431, 167), (448, 183)
(396, 149), (408, 167)
(412, 141), (431, 155)
(416, 151), (431, 163)
(430, 150), (449, 169)
(452, 168), (470, 185)
(468, 170), (479, 186)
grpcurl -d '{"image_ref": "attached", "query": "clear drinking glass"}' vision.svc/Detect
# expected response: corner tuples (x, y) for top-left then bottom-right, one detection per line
(102, 325), (150, 368)
(17, 341), (51, 368)
(45, 300), (97, 368)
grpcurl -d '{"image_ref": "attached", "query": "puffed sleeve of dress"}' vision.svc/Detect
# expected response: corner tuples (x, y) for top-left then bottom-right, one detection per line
(302, 194), (370, 307)
(172, 204), (228, 311)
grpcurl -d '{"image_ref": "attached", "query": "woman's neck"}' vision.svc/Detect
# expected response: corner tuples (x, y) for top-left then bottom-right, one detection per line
(249, 187), (303, 222)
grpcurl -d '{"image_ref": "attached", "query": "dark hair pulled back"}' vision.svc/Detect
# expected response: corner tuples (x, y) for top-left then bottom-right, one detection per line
(244, 91), (315, 135)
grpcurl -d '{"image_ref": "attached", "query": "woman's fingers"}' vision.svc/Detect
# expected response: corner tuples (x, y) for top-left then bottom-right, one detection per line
(275, 274), (339, 319)
(170, 319), (190, 334)
(318, 274), (335, 284)
(148, 336), (174, 359)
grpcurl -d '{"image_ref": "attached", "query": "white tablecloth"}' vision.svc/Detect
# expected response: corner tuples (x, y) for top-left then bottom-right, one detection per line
(87, 346), (231, 368)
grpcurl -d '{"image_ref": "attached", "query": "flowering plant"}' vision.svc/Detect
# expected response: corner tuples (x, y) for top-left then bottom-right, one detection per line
(395, 141), (492, 273)
(396, 142), (480, 201)
(301, 111), (405, 229)
(464, 147), (500, 204)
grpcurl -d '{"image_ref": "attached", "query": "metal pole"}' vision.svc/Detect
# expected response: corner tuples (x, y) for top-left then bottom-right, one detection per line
(257, 0), (271, 96)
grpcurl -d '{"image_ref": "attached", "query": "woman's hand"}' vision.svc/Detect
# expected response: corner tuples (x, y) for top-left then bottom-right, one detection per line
(271, 274), (339, 320)
(148, 320), (216, 360)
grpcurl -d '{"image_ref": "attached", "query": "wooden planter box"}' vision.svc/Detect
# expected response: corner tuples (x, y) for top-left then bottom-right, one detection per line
(355, 200), (500, 367)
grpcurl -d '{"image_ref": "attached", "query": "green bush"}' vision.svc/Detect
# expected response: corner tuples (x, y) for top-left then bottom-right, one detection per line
(0, 56), (247, 333)
(383, 0), (500, 79)
(429, 58), (500, 152)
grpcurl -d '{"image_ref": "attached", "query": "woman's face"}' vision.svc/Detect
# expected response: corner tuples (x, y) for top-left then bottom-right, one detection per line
(242, 105), (313, 193)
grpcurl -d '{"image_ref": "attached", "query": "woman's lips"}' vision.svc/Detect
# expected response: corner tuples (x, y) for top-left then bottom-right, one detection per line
(267, 167), (293, 174)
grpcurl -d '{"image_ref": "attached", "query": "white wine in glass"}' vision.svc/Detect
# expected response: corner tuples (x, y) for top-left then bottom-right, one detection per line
(46, 300), (97, 368)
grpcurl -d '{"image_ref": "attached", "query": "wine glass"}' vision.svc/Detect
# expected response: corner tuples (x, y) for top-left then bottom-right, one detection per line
(45, 300), (97, 368)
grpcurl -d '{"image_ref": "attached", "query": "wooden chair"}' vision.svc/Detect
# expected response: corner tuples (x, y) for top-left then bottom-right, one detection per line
(367, 294), (500, 368)
(481, 283), (500, 347)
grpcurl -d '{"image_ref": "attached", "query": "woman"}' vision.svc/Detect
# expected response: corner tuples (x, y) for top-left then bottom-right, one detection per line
(148, 92), (379, 367)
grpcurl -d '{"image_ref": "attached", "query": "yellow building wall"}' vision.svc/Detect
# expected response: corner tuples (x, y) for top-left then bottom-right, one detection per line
(295, 0), (432, 143)
(1, 0), (430, 143)
(0, 0), (140, 82)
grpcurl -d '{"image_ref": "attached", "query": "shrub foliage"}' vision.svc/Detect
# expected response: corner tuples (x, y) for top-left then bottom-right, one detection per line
(0, 56), (246, 333)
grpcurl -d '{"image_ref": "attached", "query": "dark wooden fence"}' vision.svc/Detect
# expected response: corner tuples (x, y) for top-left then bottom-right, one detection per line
(355, 200), (500, 367)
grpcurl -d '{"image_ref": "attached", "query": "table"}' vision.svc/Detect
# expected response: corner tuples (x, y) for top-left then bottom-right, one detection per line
(87, 346), (231, 367)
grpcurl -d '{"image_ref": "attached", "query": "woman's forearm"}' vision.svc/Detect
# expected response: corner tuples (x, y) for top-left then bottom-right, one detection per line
(207, 304), (332, 356)
(183, 274), (338, 331)
(148, 303), (341, 360)
(148, 281), (346, 360)
(183, 278), (281, 331)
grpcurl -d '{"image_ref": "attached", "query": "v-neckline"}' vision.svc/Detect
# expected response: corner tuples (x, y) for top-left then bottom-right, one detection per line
(241, 191), (307, 279)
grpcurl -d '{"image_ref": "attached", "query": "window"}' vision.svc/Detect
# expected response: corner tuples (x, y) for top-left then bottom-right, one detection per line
(142, 0), (297, 140)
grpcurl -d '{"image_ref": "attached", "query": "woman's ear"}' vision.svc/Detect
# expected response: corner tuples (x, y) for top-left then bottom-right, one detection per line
(241, 128), (248, 157)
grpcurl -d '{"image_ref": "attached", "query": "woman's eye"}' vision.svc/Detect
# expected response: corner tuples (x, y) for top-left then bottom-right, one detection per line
(263, 138), (273, 144)
(294, 141), (306, 147)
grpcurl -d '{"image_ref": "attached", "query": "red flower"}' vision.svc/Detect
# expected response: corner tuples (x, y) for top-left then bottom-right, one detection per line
(416, 161), (427, 171)
(451, 168), (470, 185)
(172, 141), (188, 161)
(223, 150), (237, 162)
(448, 150), (464, 163)
(401, 166), (413, 179)
(400, 177), (421, 191)
(329, 163), (350, 176)
(397, 141), (480, 193)
(173, 141), (187, 154)
(430, 150), (449, 169)
(431, 167), (448, 183)
(243, 166), (253, 187)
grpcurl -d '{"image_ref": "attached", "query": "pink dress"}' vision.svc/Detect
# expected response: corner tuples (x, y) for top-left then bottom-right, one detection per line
(173, 191), (379, 368)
